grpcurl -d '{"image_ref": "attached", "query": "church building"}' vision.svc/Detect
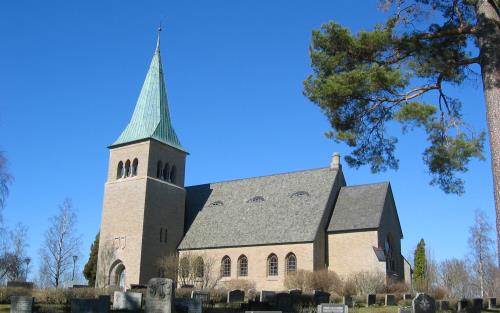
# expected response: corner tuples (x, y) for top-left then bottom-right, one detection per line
(95, 33), (409, 291)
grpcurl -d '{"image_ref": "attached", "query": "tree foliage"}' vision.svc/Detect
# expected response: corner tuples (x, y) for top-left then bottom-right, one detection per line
(414, 238), (427, 287)
(83, 232), (99, 287)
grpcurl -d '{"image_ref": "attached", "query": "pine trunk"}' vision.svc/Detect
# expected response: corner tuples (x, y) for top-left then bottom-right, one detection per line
(476, 0), (500, 267)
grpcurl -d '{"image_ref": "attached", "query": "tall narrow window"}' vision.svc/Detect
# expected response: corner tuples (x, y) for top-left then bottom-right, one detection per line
(163, 163), (170, 181)
(221, 256), (231, 277)
(124, 160), (131, 177)
(170, 165), (177, 183)
(286, 253), (297, 274)
(267, 254), (278, 276)
(180, 257), (190, 278)
(163, 228), (167, 243)
(385, 234), (395, 271)
(156, 161), (163, 178)
(117, 161), (124, 179)
(194, 257), (204, 278)
(132, 158), (138, 176)
(238, 255), (248, 277)
(160, 228), (163, 242)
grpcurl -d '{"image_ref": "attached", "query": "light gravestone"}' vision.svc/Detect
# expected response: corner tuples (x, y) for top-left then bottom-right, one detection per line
(366, 294), (376, 307)
(227, 290), (244, 303)
(313, 291), (330, 305)
(10, 296), (33, 313)
(489, 298), (497, 309)
(260, 291), (276, 303)
(412, 293), (436, 313)
(385, 294), (396, 306)
(317, 303), (348, 313)
(113, 291), (142, 310)
(146, 278), (174, 313)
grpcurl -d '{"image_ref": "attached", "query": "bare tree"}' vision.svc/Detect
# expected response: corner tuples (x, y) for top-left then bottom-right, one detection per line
(0, 223), (29, 283)
(38, 199), (82, 288)
(158, 253), (221, 289)
(469, 209), (495, 297)
(0, 151), (12, 211)
(440, 258), (473, 299)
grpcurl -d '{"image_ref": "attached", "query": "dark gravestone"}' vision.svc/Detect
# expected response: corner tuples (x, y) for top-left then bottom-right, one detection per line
(317, 303), (348, 313)
(130, 284), (147, 290)
(366, 294), (376, 307)
(245, 312), (282, 313)
(98, 296), (110, 313)
(227, 289), (244, 303)
(471, 298), (483, 313)
(412, 293), (436, 313)
(247, 289), (258, 301)
(458, 299), (470, 312)
(113, 291), (142, 310)
(7, 282), (34, 289)
(275, 293), (292, 311)
(10, 296), (33, 313)
(191, 291), (209, 304)
(146, 278), (174, 313)
(313, 290), (330, 305)
(72, 285), (89, 289)
(385, 294), (396, 306)
(398, 307), (412, 313)
(71, 298), (109, 313)
(437, 300), (450, 311)
(403, 294), (412, 300)
(174, 299), (202, 313)
(489, 298), (497, 309)
(288, 289), (302, 296)
(260, 291), (276, 303)
(342, 296), (353, 308)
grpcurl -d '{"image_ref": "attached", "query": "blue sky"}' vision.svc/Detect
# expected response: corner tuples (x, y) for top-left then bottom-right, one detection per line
(0, 0), (496, 280)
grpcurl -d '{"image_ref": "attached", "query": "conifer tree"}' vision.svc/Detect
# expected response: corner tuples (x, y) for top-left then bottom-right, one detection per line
(413, 239), (427, 288)
(83, 232), (99, 286)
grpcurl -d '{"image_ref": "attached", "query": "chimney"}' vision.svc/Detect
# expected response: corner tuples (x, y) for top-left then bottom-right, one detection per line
(330, 152), (341, 170)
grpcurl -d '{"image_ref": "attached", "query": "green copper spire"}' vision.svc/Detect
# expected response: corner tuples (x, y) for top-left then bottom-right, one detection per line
(112, 30), (184, 151)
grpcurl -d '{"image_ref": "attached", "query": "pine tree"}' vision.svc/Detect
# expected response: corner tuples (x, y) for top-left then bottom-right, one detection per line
(83, 232), (99, 286)
(413, 239), (427, 289)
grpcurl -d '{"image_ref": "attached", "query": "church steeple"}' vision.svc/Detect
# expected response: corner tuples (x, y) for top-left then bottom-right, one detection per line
(113, 30), (184, 151)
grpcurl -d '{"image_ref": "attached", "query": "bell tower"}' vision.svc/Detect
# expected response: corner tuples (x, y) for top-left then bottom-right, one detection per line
(96, 30), (187, 288)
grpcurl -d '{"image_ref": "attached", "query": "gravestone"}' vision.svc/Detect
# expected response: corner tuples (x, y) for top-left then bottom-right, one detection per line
(342, 296), (353, 308)
(458, 299), (470, 312)
(366, 294), (376, 307)
(71, 298), (109, 313)
(317, 303), (348, 313)
(174, 298), (202, 313)
(398, 306), (412, 313)
(227, 289), (244, 303)
(275, 293), (292, 311)
(72, 285), (89, 289)
(472, 298), (483, 313)
(385, 294), (396, 306)
(191, 291), (209, 304)
(247, 289), (258, 301)
(7, 282), (34, 289)
(288, 289), (302, 296)
(403, 294), (412, 300)
(313, 290), (330, 305)
(489, 298), (497, 309)
(437, 300), (450, 311)
(412, 293), (436, 313)
(10, 296), (33, 313)
(98, 296), (110, 313)
(113, 291), (143, 310)
(260, 291), (276, 303)
(146, 278), (174, 313)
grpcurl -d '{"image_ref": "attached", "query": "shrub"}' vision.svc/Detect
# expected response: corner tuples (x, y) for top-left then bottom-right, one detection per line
(223, 279), (256, 291)
(284, 270), (308, 291)
(307, 269), (343, 294)
(429, 286), (449, 300)
(385, 280), (410, 293)
(348, 271), (386, 295)
(0, 287), (33, 304)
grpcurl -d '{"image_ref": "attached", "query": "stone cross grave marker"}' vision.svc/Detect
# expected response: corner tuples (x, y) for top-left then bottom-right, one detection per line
(146, 278), (174, 313)
(313, 290), (330, 305)
(10, 296), (33, 313)
(412, 293), (436, 313)
(113, 291), (142, 310)
(317, 303), (348, 313)
(366, 294), (376, 307)
(227, 289), (244, 303)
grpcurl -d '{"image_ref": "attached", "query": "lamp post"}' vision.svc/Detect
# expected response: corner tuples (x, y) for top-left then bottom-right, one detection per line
(72, 255), (78, 282)
(24, 257), (31, 281)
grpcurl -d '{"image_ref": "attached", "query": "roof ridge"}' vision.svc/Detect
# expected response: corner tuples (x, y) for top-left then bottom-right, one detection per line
(186, 166), (335, 188)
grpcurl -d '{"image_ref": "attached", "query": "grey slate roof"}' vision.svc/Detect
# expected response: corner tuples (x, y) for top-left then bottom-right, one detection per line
(327, 182), (389, 232)
(178, 168), (339, 250)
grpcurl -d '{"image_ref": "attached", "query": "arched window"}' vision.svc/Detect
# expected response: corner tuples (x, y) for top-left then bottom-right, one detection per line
(117, 161), (124, 179)
(194, 257), (204, 278)
(286, 253), (297, 274)
(156, 161), (163, 178)
(170, 166), (177, 183)
(221, 256), (231, 277)
(267, 254), (278, 276)
(124, 160), (131, 177)
(163, 163), (170, 181)
(384, 234), (395, 271)
(132, 158), (138, 176)
(238, 255), (248, 277)
(180, 257), (190, 278)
